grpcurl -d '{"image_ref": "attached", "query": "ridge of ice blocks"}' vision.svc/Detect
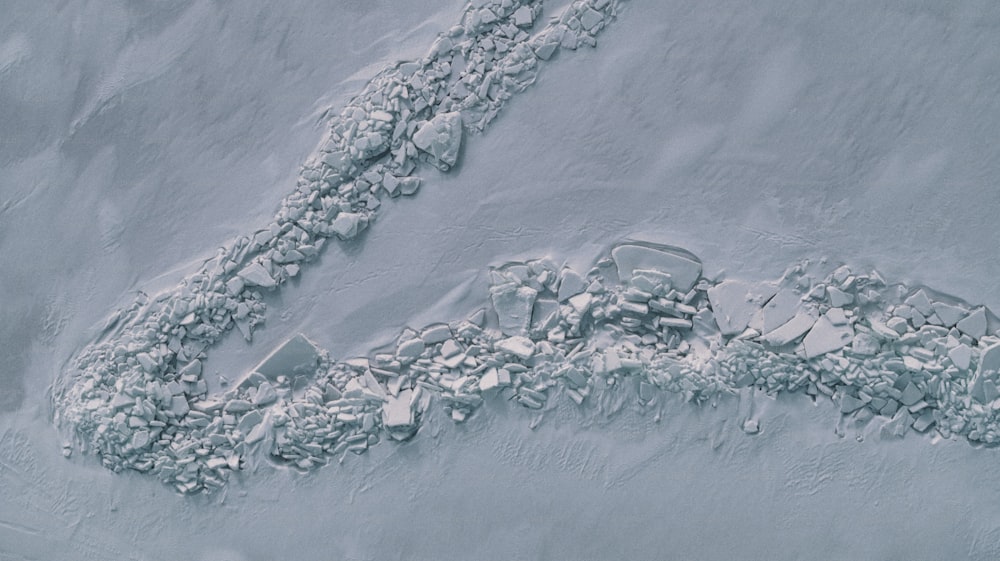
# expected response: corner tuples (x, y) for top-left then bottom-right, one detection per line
(56, 230), (1000, 495)
(51, 0), (625, 494)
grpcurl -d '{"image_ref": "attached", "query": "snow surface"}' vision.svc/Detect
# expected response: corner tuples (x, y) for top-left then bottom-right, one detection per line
(3, 0), (1000, 559)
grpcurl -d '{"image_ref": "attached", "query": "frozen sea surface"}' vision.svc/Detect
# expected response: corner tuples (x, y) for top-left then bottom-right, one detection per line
(2, 0), (1000, 559)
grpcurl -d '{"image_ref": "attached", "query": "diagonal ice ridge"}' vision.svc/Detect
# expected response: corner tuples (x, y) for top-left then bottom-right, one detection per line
(51, 0), (627, 493)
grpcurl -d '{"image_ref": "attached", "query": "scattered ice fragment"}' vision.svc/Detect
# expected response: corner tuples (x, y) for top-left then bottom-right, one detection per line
(478, 367), (502, 392)
(840, 394), (865, 414)
(803, 311), (854, 358)
(827, 286), (853, 307)
(237, 410), (263, 435)
(495, 336), (536, 360)
(932, 302), (966, 327)
(131, 430), (150, 449)
(330, 212), (362, 239)
(912, 411), (935, 433)
(245, 416), (271, 444)
(252, 381), (278, 406)
(948, 344), (972, 370)
(238, 262), (276, 288)
(900, 382), (924, 407)
(420, 323), (452, 344)
(568, 292), (593, 315)
(397, 337), (426, 360)
(557, 267), (587, 301)
(886, 316), (909, 335)
(957, 308), (987, 340)
(513, 5), (533, 26)
(412, 112), (463, 168)
(905, 289), (934, 316)
(170, 395), (190, 417)
(398, 177), (421, 196)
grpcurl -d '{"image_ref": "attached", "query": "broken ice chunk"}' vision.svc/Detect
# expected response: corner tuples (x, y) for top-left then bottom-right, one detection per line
(252, 381), (278, 406)
(396, 337), (426, 361)
(904, 289), (934, 316)
(383, 389), (419, 440)
(707, 280), (768, 336)
(249, 334), (321, 382)
(512, 5), (533, 26)
(131, 430), (150, 449)
(238, 262), (277, 288)
(611, 242), (702, 292)
(899, 382), (924, 407)
(948, 343), (972, 370)
(478, 367), (504, 392)
(932, 301), (966, 327)
(557, 267), (587, 302)
(237, 410), (263, 435)
(762, 312), (816, 347)
(957, 307), (987, 340)
(412, 112), (463, 168)
(490, 282), (537, 336)
(398, 177), (421, 196)
(420, 323), (452, 345)
(579, 7), (604, 31)
(170, 395), (190, 417)
(568, 292), (593, 315)
(826, 286), (854, 308)
(750, 289), (802, 335)
(246, 415), (271, 444)
(178, 359), (202, 382)
(495, 336), (536, 360)
(840, 394), (865, 414)
(802, 311), (854, 359)
(911, 410), (935, 433)
(439, 339), (462, 359)
(530, 298), (560, 333)
(330, 212), (362, 239)
(971, 342), (1000, 403)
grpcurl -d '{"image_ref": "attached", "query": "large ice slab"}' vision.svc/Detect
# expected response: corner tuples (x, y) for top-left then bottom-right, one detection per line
(490, 282), (537, 336)
(611, 242), (702, 292)
(707, 280), (775, 336)
(802, 310), (854, 358)
(250, 334), (321, 382)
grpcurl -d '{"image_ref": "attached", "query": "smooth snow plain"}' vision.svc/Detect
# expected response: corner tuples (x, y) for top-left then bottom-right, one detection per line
(3, 0), (1000, 559)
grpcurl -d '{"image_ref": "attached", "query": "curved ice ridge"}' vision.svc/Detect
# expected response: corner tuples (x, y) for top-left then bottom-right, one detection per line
(64, 231), (1000, 496)
(52, 0), (625, 493)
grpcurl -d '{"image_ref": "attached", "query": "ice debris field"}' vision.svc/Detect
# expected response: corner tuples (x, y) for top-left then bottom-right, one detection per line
(53, 231), (1000, 494)
(53, 0), (628, 494)
(46, 1), (1000, 497)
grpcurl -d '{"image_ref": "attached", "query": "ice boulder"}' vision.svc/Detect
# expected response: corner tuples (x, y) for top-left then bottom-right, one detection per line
(611, 242), (702, 292)
(412, 112), (463, 169)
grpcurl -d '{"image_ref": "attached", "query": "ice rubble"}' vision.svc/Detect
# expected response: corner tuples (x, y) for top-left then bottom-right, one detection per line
(48, 0), (1000, 496)
(57, 226), (1000, 495)
(51, 0), (626, 494)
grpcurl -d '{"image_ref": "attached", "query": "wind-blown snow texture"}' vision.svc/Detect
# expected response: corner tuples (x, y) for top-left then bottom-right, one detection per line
(3, 0), (1000, 559)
